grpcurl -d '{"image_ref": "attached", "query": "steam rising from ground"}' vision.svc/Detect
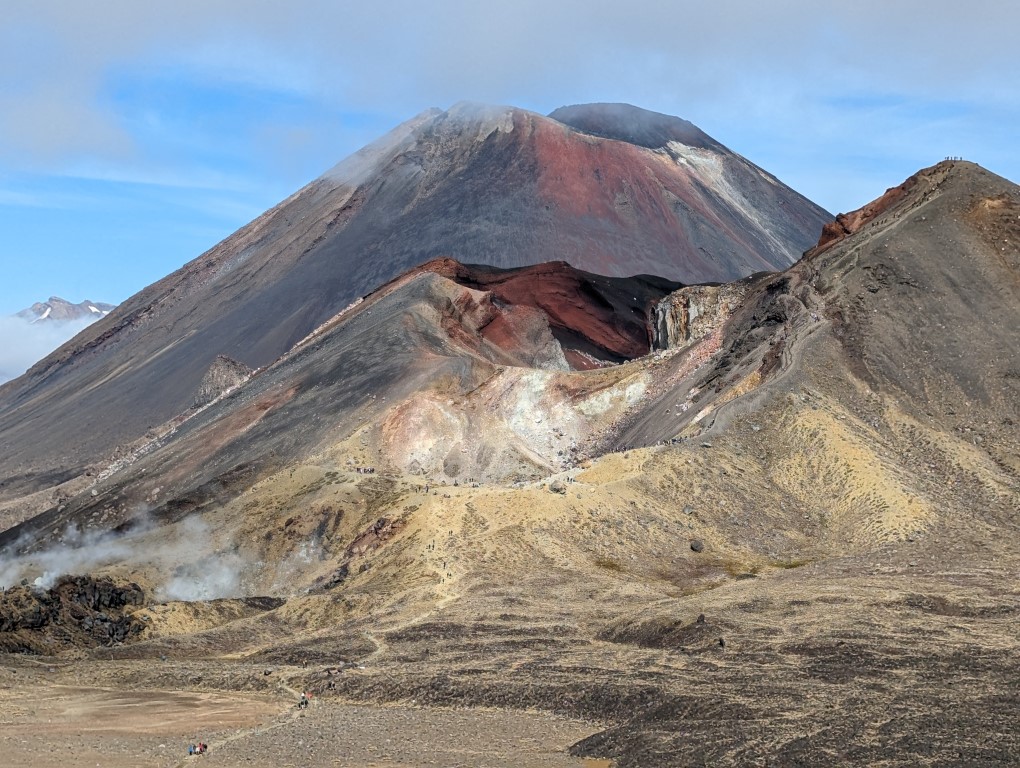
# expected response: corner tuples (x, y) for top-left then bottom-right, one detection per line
(160, 550), (247, 601)
(0, 523), (132, 590)
(0, 515), (249, 601)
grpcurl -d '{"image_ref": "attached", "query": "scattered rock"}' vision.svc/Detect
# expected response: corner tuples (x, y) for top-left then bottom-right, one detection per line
(690, 540), (705, 553)
(321, 564), (350, 590)
(549, 480), (567, 494)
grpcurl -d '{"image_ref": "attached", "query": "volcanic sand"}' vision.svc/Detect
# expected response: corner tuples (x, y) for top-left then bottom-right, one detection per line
(0, 667), (607, 768)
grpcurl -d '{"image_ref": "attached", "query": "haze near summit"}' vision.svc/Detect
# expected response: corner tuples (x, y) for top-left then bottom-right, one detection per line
(0, 0), (1015, 318)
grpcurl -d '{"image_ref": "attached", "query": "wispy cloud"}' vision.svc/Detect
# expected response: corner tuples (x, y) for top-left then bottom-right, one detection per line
(58, 161), (255, 193)
(0, 188), (46, 208)
(0, 0), (1017, 311)
(0, 315), (98, 384)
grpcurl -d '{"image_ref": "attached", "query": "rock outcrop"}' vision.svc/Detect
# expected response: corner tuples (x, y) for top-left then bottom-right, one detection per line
(0, 575), (145, 653)
(193, 355), (254, 408)
(652, 282), (751, 350)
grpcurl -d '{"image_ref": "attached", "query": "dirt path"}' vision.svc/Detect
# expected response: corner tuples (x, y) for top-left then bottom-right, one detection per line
(194, 701), (606, 768)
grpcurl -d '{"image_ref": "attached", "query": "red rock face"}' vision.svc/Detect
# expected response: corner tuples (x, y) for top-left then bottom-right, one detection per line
(812, 173), (920, 252)
(418, 258), (680, 365)
(530, 118), (709, 277)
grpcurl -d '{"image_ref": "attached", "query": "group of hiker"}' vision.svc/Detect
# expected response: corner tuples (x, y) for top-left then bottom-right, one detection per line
(185, 692), (313, 757)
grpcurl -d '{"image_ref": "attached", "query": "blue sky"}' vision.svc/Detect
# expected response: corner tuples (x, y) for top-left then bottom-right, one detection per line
(0, 0), (1017, 318)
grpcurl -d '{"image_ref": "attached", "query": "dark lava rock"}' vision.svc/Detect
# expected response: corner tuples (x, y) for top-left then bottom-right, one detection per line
(0, 575), (145, 654)
(193, 355), (253, 408)
(319, 563), (350, 590)
(690, 540), (704, 553)
(600, 613), (731, 653)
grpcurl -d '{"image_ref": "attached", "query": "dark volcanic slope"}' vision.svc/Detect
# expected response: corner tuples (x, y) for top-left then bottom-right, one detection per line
(2, 163), (1018, 768)
(609, 160), (1020, 460)
(0, 103), (828, 500)
(0, 260), (678, 545)
(550, 102), (721, 150)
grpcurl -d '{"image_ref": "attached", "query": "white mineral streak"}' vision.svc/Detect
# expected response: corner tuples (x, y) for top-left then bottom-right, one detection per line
(666, 141), (792, 261)
(577, 377), (647, 418)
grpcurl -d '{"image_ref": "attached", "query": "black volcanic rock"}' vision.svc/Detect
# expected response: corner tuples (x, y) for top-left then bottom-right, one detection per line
(0, 575), (144, 654)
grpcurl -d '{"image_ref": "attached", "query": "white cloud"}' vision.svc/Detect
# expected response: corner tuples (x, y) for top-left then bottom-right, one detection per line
(0, 0), (1017, 277)
(3, 1), (1017, 159)
(0, 315), (98, 384)
(0, 84), (134, 167)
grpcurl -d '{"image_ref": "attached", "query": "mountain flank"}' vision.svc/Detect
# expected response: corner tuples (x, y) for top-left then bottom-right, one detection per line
(0, 103), (828, 515)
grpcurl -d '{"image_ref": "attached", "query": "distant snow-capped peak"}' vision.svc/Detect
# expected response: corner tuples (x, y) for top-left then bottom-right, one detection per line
(16, 296), (116, 324)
